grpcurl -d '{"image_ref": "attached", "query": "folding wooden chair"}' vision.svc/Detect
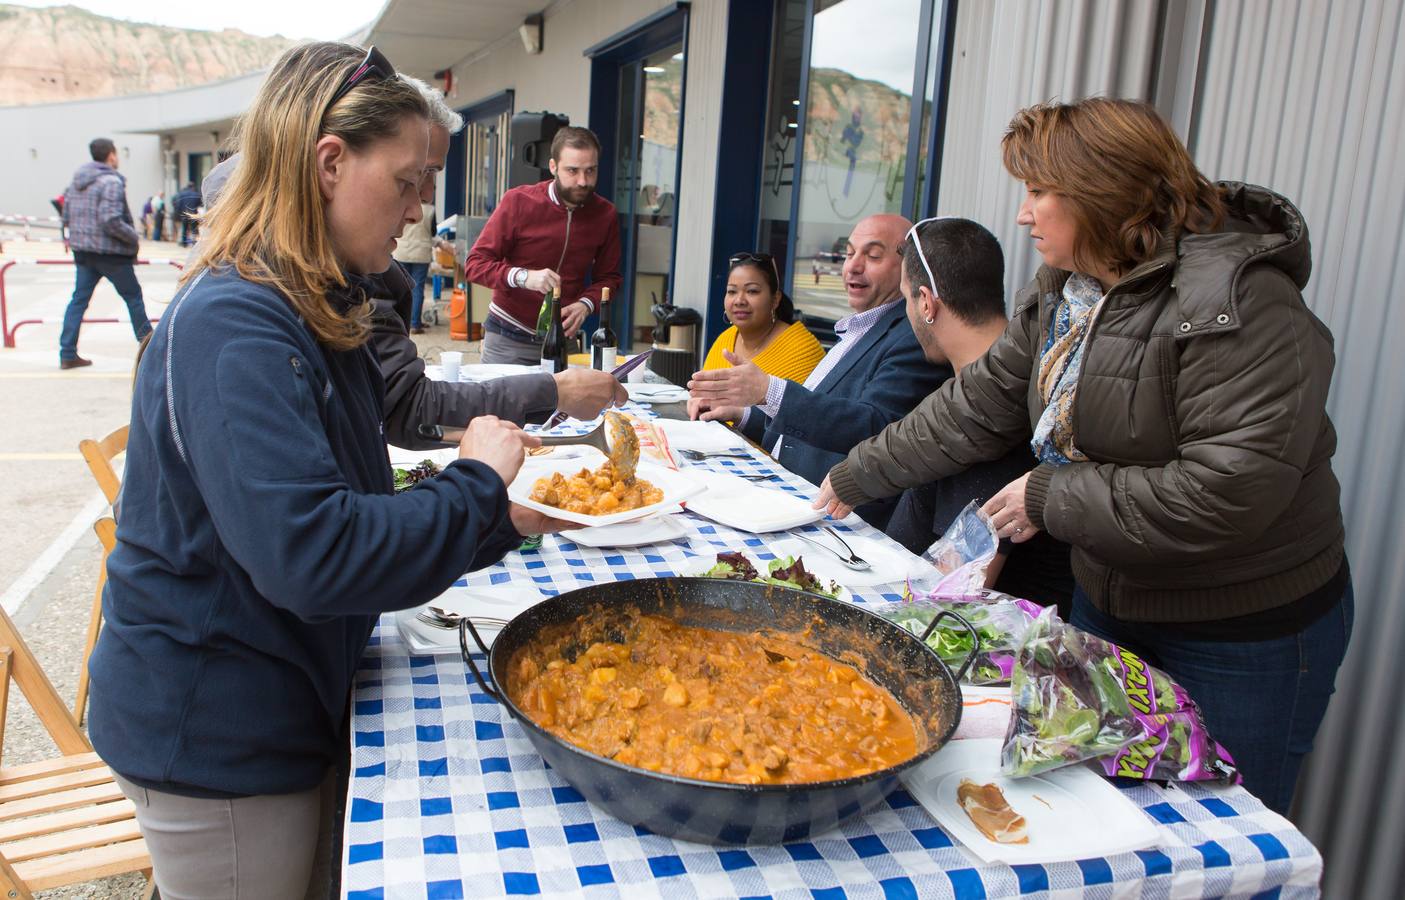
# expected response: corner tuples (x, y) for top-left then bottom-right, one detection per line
(76, 424), (127, 725)
(0, 606), (153, 898)
(73, 519), (115, 726)
(78, 426), (128, 510)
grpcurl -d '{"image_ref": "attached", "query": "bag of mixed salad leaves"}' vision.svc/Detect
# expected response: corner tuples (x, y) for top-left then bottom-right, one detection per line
(880, 590), (1042, 684)
(1002, 607), (1239, 783)
(921, 501), (999, 595)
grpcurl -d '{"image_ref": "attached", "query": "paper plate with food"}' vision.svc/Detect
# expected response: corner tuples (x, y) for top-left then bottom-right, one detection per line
(902, 739), (1158, 864)
(508, 455), (704, 528)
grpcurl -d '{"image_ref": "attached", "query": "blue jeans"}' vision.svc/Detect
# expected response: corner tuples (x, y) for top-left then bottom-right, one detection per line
(1070, 582), (1353, 815)
(60, 252), (153, 360)
(404, 262), (430, 327)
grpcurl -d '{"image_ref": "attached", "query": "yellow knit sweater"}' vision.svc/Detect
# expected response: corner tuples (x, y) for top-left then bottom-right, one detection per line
(702, 321), (825, 383)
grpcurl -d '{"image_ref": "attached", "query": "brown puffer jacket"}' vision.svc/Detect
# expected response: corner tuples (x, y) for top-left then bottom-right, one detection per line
(828, 183), (1344, 623)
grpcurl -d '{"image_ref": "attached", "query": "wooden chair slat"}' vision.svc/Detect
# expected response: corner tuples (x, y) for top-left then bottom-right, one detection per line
(0, 752), (106, 786)
(0, 799), (134, 843)
(0, 817), (143, 863)
(0, 767), (112, 804)
(0, 780), (126, 822)
(77, 425), (127, 508)
(0, 562), (152, 894)
(12, 836), (149, 892)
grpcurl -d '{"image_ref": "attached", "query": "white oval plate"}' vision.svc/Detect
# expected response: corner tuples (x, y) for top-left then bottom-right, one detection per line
(567, 513), (688, 548)
(901, 739), (1159, 864)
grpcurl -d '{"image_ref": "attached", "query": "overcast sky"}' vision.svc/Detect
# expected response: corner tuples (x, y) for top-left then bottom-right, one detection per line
(810, 0), (923, 94)
(6, 0), (387, 40)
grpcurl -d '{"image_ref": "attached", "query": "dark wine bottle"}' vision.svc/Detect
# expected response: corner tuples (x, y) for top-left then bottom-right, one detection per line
(539, 289), (568, 374)
(591, 287), (617, 371)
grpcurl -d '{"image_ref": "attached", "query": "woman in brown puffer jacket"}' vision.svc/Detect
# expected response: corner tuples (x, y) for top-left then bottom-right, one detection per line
(817, 98), (1351, 814)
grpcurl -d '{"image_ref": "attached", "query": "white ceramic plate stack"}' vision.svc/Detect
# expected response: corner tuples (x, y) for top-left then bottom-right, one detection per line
(652, 419), (749, 453)
(567, 514), (689, 548)
(395, 583), (548, 655)
(901, 739), (1160, 864)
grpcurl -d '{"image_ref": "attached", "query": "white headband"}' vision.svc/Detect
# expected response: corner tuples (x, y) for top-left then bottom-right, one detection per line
(904, 216), (953, 298)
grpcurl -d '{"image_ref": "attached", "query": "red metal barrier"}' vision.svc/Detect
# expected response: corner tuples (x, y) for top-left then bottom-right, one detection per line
(1, 257), (183, 349)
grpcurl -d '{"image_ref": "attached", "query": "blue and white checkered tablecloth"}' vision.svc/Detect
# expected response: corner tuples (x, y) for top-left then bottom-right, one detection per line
(345, 409), (1323, 899)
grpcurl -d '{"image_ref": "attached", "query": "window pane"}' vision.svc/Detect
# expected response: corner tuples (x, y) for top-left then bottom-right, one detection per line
(756, 0), (807, 266)
(791, 0), (922, 323)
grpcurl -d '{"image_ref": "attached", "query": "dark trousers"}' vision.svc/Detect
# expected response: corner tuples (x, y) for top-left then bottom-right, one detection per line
(1070, 581), (1353, 814)
(60, 252), (152, 360)
(180, 219), (197, 247)
(404, 262), (430, 327)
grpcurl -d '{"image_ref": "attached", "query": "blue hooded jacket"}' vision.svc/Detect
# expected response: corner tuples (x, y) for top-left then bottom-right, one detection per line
(88, 267), (521, 797)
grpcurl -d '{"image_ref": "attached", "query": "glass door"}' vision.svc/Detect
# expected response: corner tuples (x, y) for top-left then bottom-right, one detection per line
(611, 43), (685, 347)
(787, 0), (924, 325)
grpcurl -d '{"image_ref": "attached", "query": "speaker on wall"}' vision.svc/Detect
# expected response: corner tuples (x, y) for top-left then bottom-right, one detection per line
(509, 111), (571, 188)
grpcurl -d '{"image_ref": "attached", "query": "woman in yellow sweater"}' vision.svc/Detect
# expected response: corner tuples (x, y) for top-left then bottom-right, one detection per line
(701, 252), (824, 382)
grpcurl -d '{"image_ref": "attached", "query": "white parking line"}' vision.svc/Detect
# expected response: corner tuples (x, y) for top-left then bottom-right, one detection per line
(0, 489), (109, 615)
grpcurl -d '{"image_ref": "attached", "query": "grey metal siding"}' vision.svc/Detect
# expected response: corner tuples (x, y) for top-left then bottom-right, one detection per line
(1190, 2), (1405, 897)
(939, 2), (1404, 896)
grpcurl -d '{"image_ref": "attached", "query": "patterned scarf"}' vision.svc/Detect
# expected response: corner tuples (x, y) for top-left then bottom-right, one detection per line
(1030, 274), (1105, 465)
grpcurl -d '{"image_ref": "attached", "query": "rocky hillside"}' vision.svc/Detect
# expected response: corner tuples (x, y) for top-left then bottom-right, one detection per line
(0, 3), (296, 106)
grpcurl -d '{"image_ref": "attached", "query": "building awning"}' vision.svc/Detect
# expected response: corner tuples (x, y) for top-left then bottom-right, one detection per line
(365, 0), (548, 82)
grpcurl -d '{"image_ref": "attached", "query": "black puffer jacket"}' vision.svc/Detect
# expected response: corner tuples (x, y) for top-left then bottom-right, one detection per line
(829, 184), (1343, 622)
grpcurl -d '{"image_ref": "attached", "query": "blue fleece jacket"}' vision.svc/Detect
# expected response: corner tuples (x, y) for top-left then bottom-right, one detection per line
(88, 267), (521, 797)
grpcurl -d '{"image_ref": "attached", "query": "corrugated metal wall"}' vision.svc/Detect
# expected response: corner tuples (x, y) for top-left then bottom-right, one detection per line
(934, 0), (1161, 293)
(939, 1), (1405, 896)
(1190, 2), (1405, 897)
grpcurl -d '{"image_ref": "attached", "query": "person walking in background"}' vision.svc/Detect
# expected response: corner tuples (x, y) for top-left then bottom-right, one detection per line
(58, 137), (152, 369)
(139, 195), (153, 239)
(149, 191), (165, 241)
(465, 126), (622, 365)
(393, 187), (437, 334)
(174, 181), (202, 247)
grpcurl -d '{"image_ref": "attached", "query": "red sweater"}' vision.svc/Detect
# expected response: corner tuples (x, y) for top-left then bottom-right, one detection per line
(464, 180), (622, 334)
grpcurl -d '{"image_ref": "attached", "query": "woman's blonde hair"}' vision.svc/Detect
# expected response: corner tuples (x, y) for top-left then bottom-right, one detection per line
(1001, 97), (1226, 276)
(187, 42), (428, 350)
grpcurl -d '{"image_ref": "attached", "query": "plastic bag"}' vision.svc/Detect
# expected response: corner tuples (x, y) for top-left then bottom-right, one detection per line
(921, 501), (999, 595)
(880, 590), (1042, 684)
(1001, 608), (1239, 783)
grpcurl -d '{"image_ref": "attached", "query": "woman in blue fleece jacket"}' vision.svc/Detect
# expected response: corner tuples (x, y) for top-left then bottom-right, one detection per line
(86, 43), (561, 897)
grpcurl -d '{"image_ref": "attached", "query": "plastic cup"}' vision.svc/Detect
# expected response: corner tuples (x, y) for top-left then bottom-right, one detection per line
(441, 351), (462, 382)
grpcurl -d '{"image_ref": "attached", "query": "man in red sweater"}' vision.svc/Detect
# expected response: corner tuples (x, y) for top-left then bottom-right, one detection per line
(466, 126), (623, 365)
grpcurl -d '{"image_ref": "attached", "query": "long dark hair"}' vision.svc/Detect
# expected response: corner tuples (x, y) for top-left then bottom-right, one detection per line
(727, 252), (796, 324)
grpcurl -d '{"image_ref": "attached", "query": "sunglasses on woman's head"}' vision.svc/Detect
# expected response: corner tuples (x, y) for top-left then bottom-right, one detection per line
(729, 252), (782, 287)
(324, 45), (396, 119)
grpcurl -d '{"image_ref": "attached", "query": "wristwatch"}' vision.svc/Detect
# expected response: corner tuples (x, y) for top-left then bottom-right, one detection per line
(510, 267), (527, 289)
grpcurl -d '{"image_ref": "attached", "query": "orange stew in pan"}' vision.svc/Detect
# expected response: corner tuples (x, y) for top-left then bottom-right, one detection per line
(507, 613), (919, 784)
